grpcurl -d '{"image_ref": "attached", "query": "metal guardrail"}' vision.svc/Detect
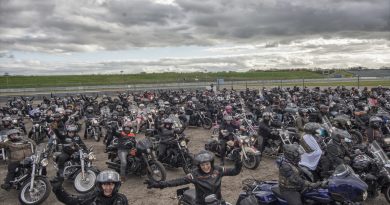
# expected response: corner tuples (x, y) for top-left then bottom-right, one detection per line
(0, 76), (388, 101)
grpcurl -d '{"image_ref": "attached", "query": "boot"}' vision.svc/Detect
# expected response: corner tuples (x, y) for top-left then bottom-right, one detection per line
(1, 183), (11, 191)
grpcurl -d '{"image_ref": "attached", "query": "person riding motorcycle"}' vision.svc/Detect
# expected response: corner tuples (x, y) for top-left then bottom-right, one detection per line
(55, 124), (87, 178)
(84, 106), (97, 139)
(296, 108), (309, 131)
(218, 115), (239, 166)
(298, 123), (323, 180)
(0, 129), (36, 191)
(0, 116), (14, 130)
(276, 144), (326, 205)
(145, 150), (242, 205)
(365, 116), (384, 145)
(323, 129), (353, 176)
(113, 121), (136, 182)
(157, 118), (177, 162)
(258, 112), (281, 153)
(51, 170), (128, 205)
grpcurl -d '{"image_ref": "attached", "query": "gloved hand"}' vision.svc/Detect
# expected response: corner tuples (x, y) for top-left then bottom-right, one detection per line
(308, 181), (322, 189)
(50, 177), (64, 191)
(144, 179), (166, 189)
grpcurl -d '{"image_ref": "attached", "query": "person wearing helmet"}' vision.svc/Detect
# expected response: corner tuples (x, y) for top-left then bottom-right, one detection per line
(323, 129), (353, 176)
(84, 106), (98, 139)
(184, 100), (194, 123)
(276, 144), (326, 205)
(0, 116), (14, 130)
(135, 104), (146, 133)
(154, 108), (166, 130)
(54, 124), (87, 178)
(0, 129), (36, 191)
(223, 105), (233, 117)
(112, 121), (136, 182)
(115, 105), (125, 117)
(157, 118), (177, 162)
(296, 108), (309, 131)
(298, 123), (323, 180)
(258, 112), (280, 153)
(51, 170), (128, 205)
(145, 150), (242, 204)
(365, 116), (384, 145)
(218, 115), (240, 166)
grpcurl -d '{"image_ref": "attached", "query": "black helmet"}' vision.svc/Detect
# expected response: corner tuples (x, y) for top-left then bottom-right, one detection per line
(369, 116), (382, 129)
(303, 123), (322, 135)
(195, 150), (214, 167)
(331, 128), (351, 143)
(96, 170), (121, 195)
(283, 144), (304, 164)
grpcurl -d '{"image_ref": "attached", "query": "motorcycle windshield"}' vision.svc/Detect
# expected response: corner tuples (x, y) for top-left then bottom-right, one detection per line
(137, 138), (152, 150)
(368, 140), (390, 165)
(332, 164), (355, 178)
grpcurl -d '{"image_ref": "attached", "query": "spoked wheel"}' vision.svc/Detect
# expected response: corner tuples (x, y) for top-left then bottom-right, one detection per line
(19, 176), (51, 205)
(73, 169), (98, 193)
(202, 118), (213, 129)
(243, 153), (261, 170)
(147, 161), (167, 182)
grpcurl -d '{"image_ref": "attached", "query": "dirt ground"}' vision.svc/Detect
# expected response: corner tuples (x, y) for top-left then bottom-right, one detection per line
(0, 120), (387, 205)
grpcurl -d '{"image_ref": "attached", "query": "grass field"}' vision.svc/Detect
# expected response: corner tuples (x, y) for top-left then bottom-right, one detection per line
(0, 70), (355, 88)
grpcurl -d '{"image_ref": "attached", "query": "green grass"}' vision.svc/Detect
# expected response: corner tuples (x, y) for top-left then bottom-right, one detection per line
(0, 70), (330, 88)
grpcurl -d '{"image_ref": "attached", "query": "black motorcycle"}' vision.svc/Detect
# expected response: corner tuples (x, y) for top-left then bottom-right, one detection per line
(177, 187), (232, 205)
(8, 149), (51, 205)
(352, 140), (390, 202)
(188, 110), (213, 129)
(29, 119), (48, 144)
(156, 132), (194, 174)
(106, 137), (167, 181)
(53, 144), (99, 193)
(85, 117), (102, 142)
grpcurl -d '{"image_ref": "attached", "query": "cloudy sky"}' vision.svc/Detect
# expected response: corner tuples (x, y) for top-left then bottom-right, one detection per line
(0, 0), (389, 75)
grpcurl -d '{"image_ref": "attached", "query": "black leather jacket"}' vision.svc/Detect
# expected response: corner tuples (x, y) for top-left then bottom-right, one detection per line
(55, 130), (87, 155)
(277, 157), (311, 191)
(53, 187), (128, 205)
(159, 160), (242, 205)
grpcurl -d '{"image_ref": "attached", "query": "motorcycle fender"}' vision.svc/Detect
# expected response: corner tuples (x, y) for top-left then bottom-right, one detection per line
(243, 147), (261, 155)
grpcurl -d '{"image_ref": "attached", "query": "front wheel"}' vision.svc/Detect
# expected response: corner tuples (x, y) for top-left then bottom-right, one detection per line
(147, 161), (167, 182)
(384, 185), (390, 203)
(73, 169), (98, 193)
(182, 154), (194, 174)
(243, 153), (261, 170)
(19, 176), (51, 205)
(93, 128), (101, 142)
(202, 117), (212, 129)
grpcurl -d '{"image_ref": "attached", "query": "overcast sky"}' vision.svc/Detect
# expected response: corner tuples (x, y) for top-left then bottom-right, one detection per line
(0, 0), (389, 75)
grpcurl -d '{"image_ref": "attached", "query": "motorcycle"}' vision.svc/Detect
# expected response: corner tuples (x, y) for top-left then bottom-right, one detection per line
(53, 144), (99, 193)
(258, 127), (299, 158)
(205, 130), (261, 170)
(188, 110), (213, 130)
(236, 164), (368, 205)
(106, 137), (167, 181)
(8, 149), (51, 205)
(352, 140), (390, 202)
(156, 132), (194, 174)
(177, 187), (232, 205)
(85, 117), (102, 142)
(29, 119), (48, 144)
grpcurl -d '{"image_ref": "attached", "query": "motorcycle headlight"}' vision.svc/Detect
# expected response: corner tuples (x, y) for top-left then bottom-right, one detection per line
(88, 152), (96, 161)
(146, 148), (151, 153)
(362, 191), (368, 201)
(34, 124), (40, 127)
(384, 138), (390, 145)
(180, 140), (187, 147)
(40, 158), (49, 167)
(244, 138), (250, 143)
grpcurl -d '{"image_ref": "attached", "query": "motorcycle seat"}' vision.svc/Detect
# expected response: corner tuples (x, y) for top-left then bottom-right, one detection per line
(183, 189), (196, 204)
(271, 185), (286, 200)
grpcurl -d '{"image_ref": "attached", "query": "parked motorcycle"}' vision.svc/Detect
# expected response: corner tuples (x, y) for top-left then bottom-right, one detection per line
(236, 165), (368, 205)
(205, 130), (261, 169)
(106, 137), (167, 181)
(188, 110), (213, 129)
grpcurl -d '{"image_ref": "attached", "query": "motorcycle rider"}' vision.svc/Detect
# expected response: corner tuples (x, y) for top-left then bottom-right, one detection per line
(145, 150), (242, 205)
(0, 116), (14, 131)
(296, 108), (309, 131)
(219, 115), (239, 166)
(84, 106), (98, 139)
(258, 112), (280, 153)
(299, 123), (323, 181)
(54, 124), (87, 178)
(0, 129), (36, 191)
(51, 170), (128, 205)
(322, 129), (353, 177)
(157, 118), (177, 162)
(365, 116), (384, 145)
(113, 121), (136, 182)
(277, 144), (326, 205)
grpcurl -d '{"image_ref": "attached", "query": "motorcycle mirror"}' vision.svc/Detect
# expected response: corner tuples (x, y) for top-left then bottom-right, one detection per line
(204, 194), (218, 204)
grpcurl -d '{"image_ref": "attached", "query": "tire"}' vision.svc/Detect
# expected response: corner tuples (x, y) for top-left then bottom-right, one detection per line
(384, 185), (390, 204)
(243, 153), (261, 170)
(147, 161), (167, 182)
(202, 117), (212, 129)
(19, 176), (51, 205)
(350, 130), (363, 145)
(73, 169), (98, 193)
(182, 154), (194, 174)
(93, 129), (101, 142)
